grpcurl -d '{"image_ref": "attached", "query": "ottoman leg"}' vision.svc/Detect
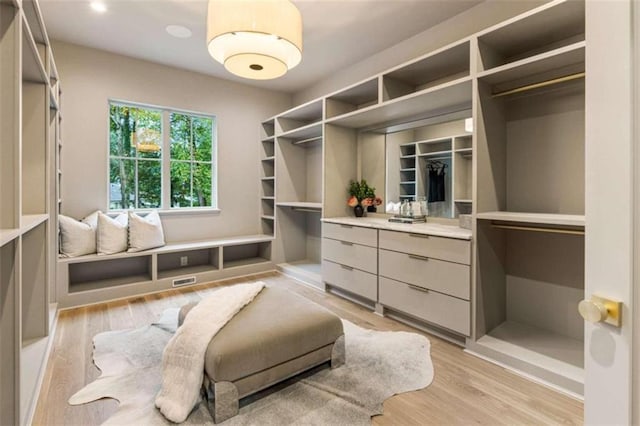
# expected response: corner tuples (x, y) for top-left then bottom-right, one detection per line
(208, 380), (239, 423)
(331, 334), (346, 368)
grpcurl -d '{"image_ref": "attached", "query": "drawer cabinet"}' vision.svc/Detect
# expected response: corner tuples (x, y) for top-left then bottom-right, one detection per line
(322, 260), (377, 301)
(321, 220), (472, 336)
(379, 277), (470, 335)
(323, 222), (377, 247)
(379, 249), (470, 300)
(322, 237), (377, 273)
(379, 230), (470, 265)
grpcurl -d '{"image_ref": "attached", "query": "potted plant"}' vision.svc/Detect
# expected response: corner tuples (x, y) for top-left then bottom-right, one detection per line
(347, 180), (382, 217)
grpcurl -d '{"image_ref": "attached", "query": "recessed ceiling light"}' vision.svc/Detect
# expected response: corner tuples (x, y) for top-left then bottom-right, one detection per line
(166, 25), (192, 39)
(90, 1), (107, 13)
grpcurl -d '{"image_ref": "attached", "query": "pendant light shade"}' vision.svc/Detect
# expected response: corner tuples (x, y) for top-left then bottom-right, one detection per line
(207, 0), (302, 80)
(132, 128), (161, 153)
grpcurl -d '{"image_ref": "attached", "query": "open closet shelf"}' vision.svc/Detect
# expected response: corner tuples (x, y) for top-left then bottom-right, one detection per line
(418, 150), (451, 158)
(0, 214), (49, 246)
(275, 99), (323, 136)
(0, 229), (21, 247)
(476, 211), (585, 227)
(224, 257), (270, 269)
(325, 77), (472, 130)
(276, 201), (322, 210)
(49, 88), (58, 110)
(21, 214), (49, 233)
(471, 321), (584, 383)
(21, 17), (47, 83)
(477, 41), (585, 85)
(277, 122), (323, 140)
(69, 274), (153, 294)
(325, 77), (379, 119)
(476, 0), (584, 72)
(277, 260), (322, 286)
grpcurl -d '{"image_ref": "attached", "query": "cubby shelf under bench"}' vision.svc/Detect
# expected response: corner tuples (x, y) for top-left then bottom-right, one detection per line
(56, 234), (275, 308)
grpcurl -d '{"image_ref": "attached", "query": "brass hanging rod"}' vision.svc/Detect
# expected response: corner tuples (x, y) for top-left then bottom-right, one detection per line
(492, 72), (585, 98)
(491, 224), (584, 236)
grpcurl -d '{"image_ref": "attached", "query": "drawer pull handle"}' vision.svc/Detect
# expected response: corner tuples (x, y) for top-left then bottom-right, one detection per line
(409, 233), (429, 239)
(340, 264), (354, 271)
(409, 254), (429, 261)
(340, 225), (354, 229)
(408, 284), (429, 293)
(340, 241), (354, 246)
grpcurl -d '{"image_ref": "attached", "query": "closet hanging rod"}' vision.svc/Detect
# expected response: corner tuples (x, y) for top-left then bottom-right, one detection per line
(492, 72), (585, 98)
(291, 207), (321, 213)
(491, 223), (584, 236)
(292, 136), (323, 146)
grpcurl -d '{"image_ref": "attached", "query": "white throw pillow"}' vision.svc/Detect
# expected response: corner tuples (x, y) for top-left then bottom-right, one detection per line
(128, 211), (165, 252)
(58, 210), (100, 257)
(97, 212), (128, 255)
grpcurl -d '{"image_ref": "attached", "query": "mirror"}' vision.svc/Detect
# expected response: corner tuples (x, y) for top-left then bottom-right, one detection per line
(359, 116), (472, 219)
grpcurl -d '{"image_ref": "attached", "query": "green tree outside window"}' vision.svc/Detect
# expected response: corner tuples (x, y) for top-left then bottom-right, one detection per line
(108, 102), (215, 210)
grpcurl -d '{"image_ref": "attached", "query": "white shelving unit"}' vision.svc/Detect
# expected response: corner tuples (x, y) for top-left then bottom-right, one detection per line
(272, 100), (324, 287)
(262, 0), (588, 397)
(470, 0), (586, 395)
(0, 0), (60, 424)
(260, 120), (276, 236)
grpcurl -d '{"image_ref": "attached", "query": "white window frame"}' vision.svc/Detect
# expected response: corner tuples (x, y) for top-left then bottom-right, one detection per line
(107, 99), (219, 213)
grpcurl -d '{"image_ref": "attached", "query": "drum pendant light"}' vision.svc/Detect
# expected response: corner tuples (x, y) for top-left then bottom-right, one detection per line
(207, 0), (303, 80)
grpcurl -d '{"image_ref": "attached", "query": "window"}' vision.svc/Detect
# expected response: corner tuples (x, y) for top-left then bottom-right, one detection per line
(108, 101), (216, 210)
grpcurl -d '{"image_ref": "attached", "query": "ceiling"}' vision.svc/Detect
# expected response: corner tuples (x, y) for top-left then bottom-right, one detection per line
(39, 0), (482, 94)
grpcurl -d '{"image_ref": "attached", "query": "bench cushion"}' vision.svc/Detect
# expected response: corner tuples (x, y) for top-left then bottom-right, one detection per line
(180, 286), (343, 383)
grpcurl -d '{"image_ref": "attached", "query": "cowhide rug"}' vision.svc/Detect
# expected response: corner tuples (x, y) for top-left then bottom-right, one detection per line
(69, 308), (434, 425)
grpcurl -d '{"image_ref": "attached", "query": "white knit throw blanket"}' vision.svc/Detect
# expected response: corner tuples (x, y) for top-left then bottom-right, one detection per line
(155, 282), (265, 423)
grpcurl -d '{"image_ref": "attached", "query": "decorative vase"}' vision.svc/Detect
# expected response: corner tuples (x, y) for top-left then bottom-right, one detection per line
(354, 205), (364, 217)
(367, 205), (377, 213)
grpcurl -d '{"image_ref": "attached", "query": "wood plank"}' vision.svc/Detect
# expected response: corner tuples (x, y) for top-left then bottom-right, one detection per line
(32, 273), (582, 425)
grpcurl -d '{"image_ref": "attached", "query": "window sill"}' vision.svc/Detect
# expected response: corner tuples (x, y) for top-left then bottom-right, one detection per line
(108, 208), (221, 217)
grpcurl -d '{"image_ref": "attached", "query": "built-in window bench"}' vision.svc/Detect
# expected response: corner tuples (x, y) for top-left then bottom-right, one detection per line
(56, 235), (274, 308)
(321, 217), (472, 344)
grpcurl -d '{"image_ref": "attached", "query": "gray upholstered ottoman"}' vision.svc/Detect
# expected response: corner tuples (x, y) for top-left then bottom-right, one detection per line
(178, 286), (345, 423)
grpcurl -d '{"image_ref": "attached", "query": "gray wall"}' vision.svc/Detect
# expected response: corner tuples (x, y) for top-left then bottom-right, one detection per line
(53, 41), (291, 242)
(293, 0), (545, 105)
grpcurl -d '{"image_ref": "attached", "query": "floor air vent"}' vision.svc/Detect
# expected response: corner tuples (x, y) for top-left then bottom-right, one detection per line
(173, 276), (196, 287)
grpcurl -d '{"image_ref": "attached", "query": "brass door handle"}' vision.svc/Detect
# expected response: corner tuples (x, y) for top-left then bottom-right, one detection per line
(578, 295), (622, 327)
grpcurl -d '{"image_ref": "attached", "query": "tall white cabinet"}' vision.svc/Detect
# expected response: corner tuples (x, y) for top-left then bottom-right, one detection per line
(0, 0), (61, 424)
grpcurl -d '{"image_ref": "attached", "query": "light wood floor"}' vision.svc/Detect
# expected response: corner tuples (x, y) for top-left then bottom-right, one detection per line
(33, 272), (583, 425)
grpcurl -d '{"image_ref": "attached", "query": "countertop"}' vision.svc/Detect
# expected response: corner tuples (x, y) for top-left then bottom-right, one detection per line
(321, 216), (472, 240)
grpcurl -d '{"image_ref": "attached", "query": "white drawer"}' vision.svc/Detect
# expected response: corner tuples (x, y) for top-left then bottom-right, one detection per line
(322, 237), (377, 274)
(379, 230), (470, 265)
(322, 222), (377, 247)
(322, 260), (377, 301)
(379, 249), (470, 300)
(379, 277), (470, 336)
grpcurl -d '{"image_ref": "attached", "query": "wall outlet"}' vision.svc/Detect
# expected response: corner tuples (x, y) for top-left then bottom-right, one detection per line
(180, 256), (188, 266)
